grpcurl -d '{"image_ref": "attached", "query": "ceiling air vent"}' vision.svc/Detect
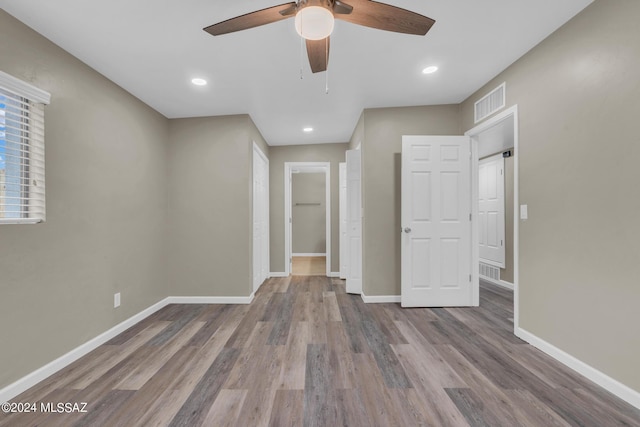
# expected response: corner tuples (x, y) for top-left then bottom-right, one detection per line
(474, 82), (506, 124)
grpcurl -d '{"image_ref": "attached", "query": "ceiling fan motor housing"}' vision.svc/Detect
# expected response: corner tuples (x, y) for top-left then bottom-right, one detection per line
(297, 0), (334, 12)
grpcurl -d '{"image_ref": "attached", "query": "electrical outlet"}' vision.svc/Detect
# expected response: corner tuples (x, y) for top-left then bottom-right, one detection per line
(114, 292), (121, 308)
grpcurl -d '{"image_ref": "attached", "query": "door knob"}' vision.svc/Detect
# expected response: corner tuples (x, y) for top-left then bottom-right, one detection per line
(404, 227), (412, 233)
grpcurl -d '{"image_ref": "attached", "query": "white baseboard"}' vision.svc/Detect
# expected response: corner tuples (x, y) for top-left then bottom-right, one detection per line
(292, 253), (326, 257)
(516, 327), (640, 410)
(167, 295), (254, 305)
(497, 280), (514, 290)
(361, 293), (401, 303)
(0, 292), (256, 403)
(270, 272), (288, 278)
(478, 275), (513, 290)
(0, 297), (170, 403)
(480, 276), (514, 290)
(329, 272), (340, 278)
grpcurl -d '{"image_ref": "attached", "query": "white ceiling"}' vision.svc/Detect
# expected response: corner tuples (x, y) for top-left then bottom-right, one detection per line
(0, 0), (592, 146)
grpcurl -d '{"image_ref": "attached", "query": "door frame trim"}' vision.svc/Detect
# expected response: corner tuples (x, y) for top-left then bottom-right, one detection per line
(339, 162), (347, 279)
(252, 142), (269, 293)
(465, 105), (519, 332)
(284, 162), (331, 277)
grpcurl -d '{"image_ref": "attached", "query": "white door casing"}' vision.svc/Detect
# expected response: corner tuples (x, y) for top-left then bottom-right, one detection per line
(479, 154), (505, 268)
(284, 162), (331, 276)
(466, 104), (519, 332)
(346, 150), (362, 294)
(253, 143), (269, 292)
(401, 136), (474, 307)
(262, 156), (270, 282)
(253, 149), (261, 291)
(339, 162), (347, 279)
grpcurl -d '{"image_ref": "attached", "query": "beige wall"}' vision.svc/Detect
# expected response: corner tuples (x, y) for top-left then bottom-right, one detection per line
(167, 115), (266, 297)
(269, 143), (348, 273)
(359, 105), (461, 296)
(292, 173), (326, 254)
(461, 0), (640, 392)
(0, 10), (169, 389)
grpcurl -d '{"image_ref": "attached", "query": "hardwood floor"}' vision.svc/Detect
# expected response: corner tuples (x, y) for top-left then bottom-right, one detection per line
(2, 278), (639, 426)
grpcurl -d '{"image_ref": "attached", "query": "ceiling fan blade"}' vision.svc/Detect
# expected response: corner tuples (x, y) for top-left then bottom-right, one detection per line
(335, 0), (435, 35)
(204, 2), (297, 36)
(279, 4), (298, 16)
(333, 0), (354, 15)
(306, 37), (330, 73)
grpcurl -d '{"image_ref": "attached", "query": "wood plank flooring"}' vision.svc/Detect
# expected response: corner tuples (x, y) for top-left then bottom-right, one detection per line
(2, 278), (639, 426)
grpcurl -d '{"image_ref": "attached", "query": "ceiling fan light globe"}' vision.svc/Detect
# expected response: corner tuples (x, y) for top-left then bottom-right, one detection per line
(295, 6), (334, 40)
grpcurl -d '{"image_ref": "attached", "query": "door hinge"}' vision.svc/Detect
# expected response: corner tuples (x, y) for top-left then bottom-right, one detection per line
(469, 213), (472, 221)
(289, 217), (292, 223)
(469, 274), (472, 282)
(501, 240), (503, 246)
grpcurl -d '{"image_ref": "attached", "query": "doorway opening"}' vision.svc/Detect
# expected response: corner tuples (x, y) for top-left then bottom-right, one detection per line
(466, 105), (519, 332)
(284, 162), (331, 277)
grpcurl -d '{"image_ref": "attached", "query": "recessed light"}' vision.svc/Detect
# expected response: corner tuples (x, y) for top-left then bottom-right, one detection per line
(303, 127), (313, 133)
(422, 66), (438, 74)
(191, 78), (207, 86)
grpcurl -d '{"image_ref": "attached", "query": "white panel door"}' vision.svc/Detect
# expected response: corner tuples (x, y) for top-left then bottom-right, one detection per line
(401, 136), (473, 307)
(339, 162), (347, 279)
(346, 150), (362, 294)
(478, 154), (505, 267)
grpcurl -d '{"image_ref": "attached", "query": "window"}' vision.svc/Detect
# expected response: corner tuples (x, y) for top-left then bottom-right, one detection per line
(0, 71), (50, 224)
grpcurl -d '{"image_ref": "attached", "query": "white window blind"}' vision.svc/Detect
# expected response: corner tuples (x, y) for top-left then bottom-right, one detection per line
(0, 71), (51, 224)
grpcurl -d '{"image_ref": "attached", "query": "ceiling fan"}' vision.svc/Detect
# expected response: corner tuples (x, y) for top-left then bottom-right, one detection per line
(203, 0), (435, 73)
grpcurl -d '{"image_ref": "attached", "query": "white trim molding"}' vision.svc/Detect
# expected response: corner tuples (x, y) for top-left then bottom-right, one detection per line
(517, 327), (640, 410)
(270, 272), (289, 278)
(361, 293), (401, 304)
(0, 293), (256, 403)
(329, 272), (340, 278)
(292, 253), (326, 257)
(466, 105), (519, 331)
(481, 276), (515, 291)
(0, 71), (51, 104)
(284, 162), (332, 277)
(496, 280), (514, 291)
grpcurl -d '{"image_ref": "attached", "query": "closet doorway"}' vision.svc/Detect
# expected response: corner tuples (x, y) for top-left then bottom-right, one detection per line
(284, 162), (331, 277)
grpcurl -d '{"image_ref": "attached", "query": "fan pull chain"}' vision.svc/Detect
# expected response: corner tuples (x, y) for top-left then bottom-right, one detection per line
(325, 37), (329, 94)
(299, 14), (305, 79)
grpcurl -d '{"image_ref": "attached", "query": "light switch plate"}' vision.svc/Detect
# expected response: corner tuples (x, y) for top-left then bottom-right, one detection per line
(520, 204), (528, 220)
